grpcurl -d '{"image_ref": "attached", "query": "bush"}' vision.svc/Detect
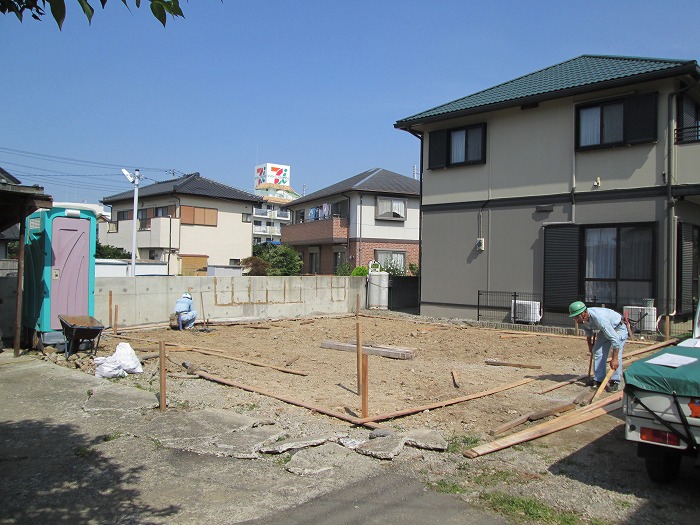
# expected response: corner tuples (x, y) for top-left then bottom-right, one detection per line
(382, 260), (406, 276)
(350, 265), (368, 276)
(334, 262), (353, 276)
(95, 241), (131, 259)
(408, 263), (420, 276)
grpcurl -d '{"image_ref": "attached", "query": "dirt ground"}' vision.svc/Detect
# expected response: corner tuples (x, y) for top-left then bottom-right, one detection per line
(45, 311), (700, 525)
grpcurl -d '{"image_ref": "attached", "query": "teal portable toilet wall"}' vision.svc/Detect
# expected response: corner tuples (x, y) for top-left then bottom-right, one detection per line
(23, 206), (96, 346)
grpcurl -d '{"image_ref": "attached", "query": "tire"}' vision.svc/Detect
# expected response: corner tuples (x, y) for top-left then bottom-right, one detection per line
(645, 448), (681, 483)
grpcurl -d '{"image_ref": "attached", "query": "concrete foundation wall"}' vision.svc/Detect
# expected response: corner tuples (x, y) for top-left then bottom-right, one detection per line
(1, 275), (367, 342)
(94, 275), (367, 329)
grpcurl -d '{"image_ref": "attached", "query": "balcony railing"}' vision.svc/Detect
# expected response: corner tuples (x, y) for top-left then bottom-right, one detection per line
(274, 209), (290, 220)
(253, 208), (270, 218)
(675, 125), (700, 144)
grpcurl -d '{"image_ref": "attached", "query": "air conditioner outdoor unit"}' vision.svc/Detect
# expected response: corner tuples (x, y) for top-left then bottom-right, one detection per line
(624, 306), (657, 333)
(511, 300), (542, 324)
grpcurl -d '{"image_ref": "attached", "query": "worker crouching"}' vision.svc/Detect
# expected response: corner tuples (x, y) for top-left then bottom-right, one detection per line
(174, 292), (197, 330)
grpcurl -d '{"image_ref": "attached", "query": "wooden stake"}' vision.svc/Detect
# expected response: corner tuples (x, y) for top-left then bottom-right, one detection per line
(665, 315), (671, 340)
(285, 355), (300, 367)
(108, 290), (113, 327)
(200, 291), (208, 329)
(159, 340), (166, 411)
(356, 294), (362, 394)
(451, 369), (461, 388)
(361, 353), (369, 418)
(113, 305), (118, 335)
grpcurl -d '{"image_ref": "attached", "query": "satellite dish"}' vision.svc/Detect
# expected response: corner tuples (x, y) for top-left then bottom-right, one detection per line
(121, 168), (135, 183)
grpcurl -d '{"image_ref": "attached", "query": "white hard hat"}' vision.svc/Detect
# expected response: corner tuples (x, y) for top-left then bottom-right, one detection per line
(182, 292), (192, 299)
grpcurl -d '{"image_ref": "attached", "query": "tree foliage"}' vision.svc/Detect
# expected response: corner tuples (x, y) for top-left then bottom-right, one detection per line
(95, 241), (131, 259)
(0, 0), (184, 29)
(250, 243), (302, 276)
(241, 256), (269, 276)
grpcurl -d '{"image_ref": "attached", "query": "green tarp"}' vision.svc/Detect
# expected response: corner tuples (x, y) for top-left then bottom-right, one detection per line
(624, 345), (700, 397)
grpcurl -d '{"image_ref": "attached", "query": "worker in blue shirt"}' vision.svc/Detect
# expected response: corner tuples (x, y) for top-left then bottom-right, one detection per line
(174, 292), (197, 330)
(569, 301), (628, 392)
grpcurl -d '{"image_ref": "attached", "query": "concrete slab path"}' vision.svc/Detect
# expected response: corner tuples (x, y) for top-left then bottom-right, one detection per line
(0, 353), (506, 524)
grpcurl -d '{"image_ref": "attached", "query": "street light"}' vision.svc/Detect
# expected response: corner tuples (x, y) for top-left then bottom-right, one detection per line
(122, 168), (142, 277)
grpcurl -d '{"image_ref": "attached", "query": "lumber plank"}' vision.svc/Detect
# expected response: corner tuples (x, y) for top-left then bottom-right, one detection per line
(490, 402), (577, 436)
(590, 368), (615, 404)
(490, 413), (531, 436)
(355, 377), (536, 424)
(464, 393), (623, 458)
(321, 340), (415, 360)
(105, 334), (307, 376)
(537, 374), (588, 394)
(485, 360), (541, 369)
(187, 367), (383, 429)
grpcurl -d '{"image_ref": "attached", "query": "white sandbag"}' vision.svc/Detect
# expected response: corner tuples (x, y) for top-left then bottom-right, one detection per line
(94, 342), (143, 378)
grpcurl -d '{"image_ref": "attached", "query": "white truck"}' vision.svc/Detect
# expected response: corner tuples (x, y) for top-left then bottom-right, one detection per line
(623, 306), (700, 483)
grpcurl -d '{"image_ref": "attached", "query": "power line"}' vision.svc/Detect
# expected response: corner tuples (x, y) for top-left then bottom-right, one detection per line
(0, 145), (173, 173)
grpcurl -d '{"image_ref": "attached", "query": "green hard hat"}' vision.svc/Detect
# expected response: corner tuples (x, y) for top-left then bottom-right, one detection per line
(568, 301), (587, 317)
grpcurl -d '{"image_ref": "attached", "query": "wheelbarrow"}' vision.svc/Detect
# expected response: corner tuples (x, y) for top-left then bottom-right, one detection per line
(58, 315), (105, 358)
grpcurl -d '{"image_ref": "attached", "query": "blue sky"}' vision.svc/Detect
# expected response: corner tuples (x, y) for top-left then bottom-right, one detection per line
(2, 0), (699, 205)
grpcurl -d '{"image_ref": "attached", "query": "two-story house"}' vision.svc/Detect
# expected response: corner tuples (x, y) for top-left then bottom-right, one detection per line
(100, 172), (261, 275)
(281, 168), (420, 274)
(395, 55), (700, 325)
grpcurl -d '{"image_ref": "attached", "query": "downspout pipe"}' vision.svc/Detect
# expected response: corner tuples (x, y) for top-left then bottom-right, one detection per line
(666, 84), (692, 317)
(341, 192), (352, 264)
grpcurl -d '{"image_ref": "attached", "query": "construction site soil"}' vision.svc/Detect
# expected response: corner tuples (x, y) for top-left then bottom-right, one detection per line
(47, 311), (698, 525)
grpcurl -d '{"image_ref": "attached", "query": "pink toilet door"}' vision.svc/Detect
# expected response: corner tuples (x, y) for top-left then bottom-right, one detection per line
(50, 217), (90, 330)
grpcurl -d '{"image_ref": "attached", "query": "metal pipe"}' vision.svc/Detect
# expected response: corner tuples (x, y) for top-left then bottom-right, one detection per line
(666, 85), (692, 316)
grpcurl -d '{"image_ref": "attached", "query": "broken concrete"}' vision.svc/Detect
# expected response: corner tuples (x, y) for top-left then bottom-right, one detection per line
(259, 435), (329, 454)
(356, 434), (408, 459)
(404, 428), (448, 451)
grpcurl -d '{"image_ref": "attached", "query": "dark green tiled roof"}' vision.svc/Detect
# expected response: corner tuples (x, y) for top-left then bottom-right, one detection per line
(396, 55), (698, 127)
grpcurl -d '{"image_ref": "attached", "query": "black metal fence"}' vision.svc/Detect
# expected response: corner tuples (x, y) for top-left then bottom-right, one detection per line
(477, 290), (696, 339)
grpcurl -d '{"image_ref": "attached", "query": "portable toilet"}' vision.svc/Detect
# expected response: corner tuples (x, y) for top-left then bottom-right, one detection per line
(23, 206), (97, 348)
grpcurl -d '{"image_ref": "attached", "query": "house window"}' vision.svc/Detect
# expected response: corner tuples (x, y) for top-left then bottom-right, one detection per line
(229, 258), (241, 265)
(576, 93), (657, 150)
(428, 123), (486, 169)
(333, 246), (347, 272)
(148, 249), (160, 260)
(242, 213), (252, 223)
(117, 210), (132, 221)
(107, 222), (118, 233)
(376, 197), (406, 221)
(180, 205), (218, 226)
(676, 94), (700, 144)
(544, 223), (654, 311)
(308, 247), (320, 274)
(154, 205), (175, 218)
(295, 209), (305, 223)
(375, 250), (406, 272)
(253, 237), (262, 244)
(137, 209), (151, 230)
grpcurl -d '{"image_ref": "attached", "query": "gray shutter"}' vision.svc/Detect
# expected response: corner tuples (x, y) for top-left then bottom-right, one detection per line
(624, 92), (657, 145)
(544, 225), (580, 310)
(428, 130), (447, 170)
(679, 222), (694, 314)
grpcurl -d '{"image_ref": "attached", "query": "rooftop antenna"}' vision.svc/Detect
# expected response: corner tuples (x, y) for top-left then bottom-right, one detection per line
(412, 165), (418, 180)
